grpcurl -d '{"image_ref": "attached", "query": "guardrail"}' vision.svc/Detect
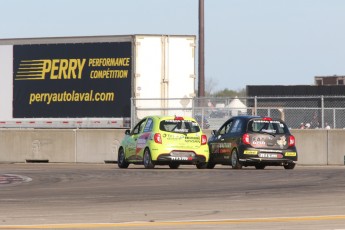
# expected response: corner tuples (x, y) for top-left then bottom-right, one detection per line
(0, 118), (131, 129)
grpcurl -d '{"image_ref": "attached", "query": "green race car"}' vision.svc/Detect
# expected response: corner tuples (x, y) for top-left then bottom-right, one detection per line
(118, 115), (209, 169)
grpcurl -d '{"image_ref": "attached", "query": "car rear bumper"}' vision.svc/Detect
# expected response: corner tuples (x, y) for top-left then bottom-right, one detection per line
(239, 146), (298, 160)
(239, 157), (296, 166)
(156, 153), (207, 164)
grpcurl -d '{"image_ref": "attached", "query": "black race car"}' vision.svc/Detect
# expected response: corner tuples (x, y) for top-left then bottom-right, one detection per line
(207, 116), (297, 169)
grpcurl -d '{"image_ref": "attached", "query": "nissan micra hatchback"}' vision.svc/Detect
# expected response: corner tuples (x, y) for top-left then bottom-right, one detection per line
(118, 116), (209, 169)
(207, 116), (297, 169)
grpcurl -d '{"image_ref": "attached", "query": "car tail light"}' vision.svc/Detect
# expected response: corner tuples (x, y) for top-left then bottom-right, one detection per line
(154, 133), (162, 144)
(242, 133), (250, 145)
(201, 134), (207, 145)
(288, 135), (295, 147)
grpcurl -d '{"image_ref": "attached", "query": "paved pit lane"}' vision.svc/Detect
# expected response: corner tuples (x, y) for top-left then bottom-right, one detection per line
(0, 164), (344, 230)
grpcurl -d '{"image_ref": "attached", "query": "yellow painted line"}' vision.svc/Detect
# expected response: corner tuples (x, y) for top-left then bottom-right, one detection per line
(1, 215), (345, 229)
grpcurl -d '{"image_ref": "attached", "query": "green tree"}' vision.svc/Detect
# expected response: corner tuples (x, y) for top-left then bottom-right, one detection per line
(213, 88), (246, 97)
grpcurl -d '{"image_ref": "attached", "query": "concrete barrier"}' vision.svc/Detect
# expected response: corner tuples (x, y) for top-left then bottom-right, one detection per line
(327, 130), (345, 165)
(76, 129), (124, 163)
(0, 129), (75, 163)
(291, 129), (328, 165)
(0, 129), (344, 165)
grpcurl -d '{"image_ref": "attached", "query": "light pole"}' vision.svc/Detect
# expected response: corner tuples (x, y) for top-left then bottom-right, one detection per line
(198, 0), (205, 98)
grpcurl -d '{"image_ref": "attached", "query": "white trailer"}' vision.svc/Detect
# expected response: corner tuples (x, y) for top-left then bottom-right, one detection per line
(0, 35), (196, 128)
(133, 35), (196, 121)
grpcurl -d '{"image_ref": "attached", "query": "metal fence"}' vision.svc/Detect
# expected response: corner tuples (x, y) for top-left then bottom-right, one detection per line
(131, 96), (345, 130)
(6, 96), (343, 129)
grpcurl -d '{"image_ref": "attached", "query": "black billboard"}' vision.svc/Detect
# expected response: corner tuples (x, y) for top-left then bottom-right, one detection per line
(13, 42), (132, 118)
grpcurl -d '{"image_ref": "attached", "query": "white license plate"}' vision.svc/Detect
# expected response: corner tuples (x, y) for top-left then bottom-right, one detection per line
(259, 153), (277, 158)
(171, 156), (190, 160)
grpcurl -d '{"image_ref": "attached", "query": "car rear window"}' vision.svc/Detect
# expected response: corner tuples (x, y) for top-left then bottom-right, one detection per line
(248, 119), (289, 134)
(160, 119), (200, 133)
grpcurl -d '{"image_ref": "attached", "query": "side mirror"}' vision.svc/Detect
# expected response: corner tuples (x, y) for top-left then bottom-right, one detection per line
(125, 129), (130, 135)
(211, 130), (217, 136)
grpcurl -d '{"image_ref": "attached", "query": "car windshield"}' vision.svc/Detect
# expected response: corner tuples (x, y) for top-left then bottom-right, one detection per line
(160, 119), (200, 133)
(248, 119), (289, 134)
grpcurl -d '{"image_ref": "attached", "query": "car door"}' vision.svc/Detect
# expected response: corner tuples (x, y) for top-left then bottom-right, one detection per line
(209, 119), (234, 163)
(226, 118), (244, 160)
(126, 118), (147, 161)
(135, 118), (154, 159)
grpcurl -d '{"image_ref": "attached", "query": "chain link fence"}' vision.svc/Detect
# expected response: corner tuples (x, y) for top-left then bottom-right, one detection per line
(131, 96), (345, 130)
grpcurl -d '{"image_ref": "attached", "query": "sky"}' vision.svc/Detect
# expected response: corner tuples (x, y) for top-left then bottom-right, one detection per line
(1, 0), (345, 92)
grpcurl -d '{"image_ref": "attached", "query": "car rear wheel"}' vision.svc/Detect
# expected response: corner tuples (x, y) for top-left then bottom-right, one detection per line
(206, 162), (216, 169)
(196, 162), (207, 169)
(231, 149), (242, 169)
(284, 163), (296, 169)
(169, 163), (180, 169)
(117, 148), (129, 168)
(143, 148), (155, 169)
(255, 164), (266, 169)
(207, 154), (216, 169)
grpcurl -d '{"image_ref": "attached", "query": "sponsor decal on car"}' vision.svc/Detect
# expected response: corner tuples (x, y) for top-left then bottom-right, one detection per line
(254, 120), (281, 124)
(171, 151), (195, 157)
(277, 136), (287, 149)
(185, 136), (200, 143)
(285, 152), (297, 156)
(259, 153), (283, 158)
(163, 133), (184, 140)
(219, 148), (231, 154)
(252, 140), (266, 145)
(258, 149), (282, 153)
(136, 133), (151, 153)
(212, 143), (231, 154)
(251, 137), (266, 147)
(244, 150), (258, 155)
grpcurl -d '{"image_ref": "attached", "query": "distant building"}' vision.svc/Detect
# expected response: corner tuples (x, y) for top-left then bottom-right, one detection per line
(315, 75), (345, 86)
(247, 75), (345, 97)
(246, 75), (345, 128)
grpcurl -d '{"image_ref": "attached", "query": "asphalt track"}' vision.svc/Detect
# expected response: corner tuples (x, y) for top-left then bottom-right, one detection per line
(0, 163), (345, 230)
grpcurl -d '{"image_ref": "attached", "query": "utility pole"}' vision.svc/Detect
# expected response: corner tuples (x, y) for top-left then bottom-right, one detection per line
(198, 0), (205, 97)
